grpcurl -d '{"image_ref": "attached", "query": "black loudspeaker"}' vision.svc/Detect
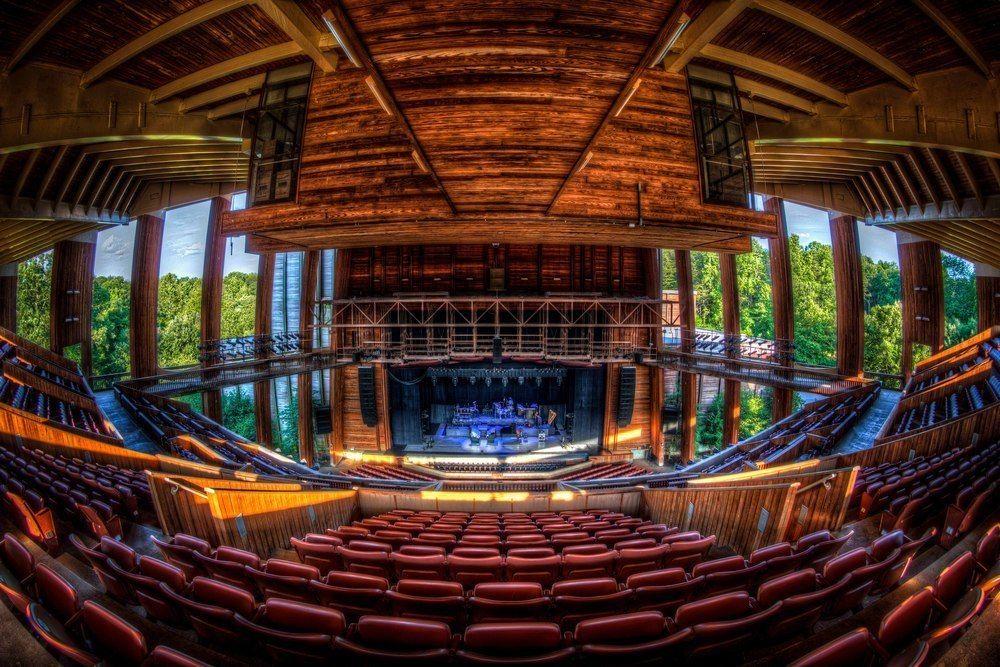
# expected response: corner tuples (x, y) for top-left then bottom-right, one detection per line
(313, 405), (332, 435)
(492, 336), (503, 365)
(358, 365), (378, 427)
(616, 366), (636, 428)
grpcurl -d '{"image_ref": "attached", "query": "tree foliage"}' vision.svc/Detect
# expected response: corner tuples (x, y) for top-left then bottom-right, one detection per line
(16, 253), (52, 348)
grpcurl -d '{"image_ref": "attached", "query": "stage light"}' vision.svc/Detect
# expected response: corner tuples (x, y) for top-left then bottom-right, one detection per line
(502, 377), (508, 386)
(518, 376), (524, 384)
(452, 377), (459, 386)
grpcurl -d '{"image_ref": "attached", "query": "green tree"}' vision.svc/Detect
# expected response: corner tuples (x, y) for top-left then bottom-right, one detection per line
(91, 275), (131, 376)
(221, 271), (257, 339)
(222, 384), (257, 440)
(788, 234), (836, 367)
(942, 253), (977, 347)
(158, 273), (202, 368)
(16, 253), (52, 347)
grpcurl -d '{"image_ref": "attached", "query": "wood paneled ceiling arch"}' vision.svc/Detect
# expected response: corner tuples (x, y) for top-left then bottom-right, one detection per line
(0, 0), (996, 261)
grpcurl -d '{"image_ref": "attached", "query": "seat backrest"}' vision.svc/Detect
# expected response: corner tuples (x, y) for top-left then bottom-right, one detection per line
(574, 610), (665, 644)
(396, 579), (463, 598)
(190, 576), (256, 616)
(674, 591), (752, 628)
(34, 563), (80, 624)
(324, 570), (389, 591)
(756, 569), (817, 608)
(788, 628), (873, 667)
(1, 532), (34, 579)
(356, 615), (452, 649)
(398, 545), (446, 557)
(625, 567), (687, 589)
(975, 524), (999, 569)
(452, 547), (500, 558)
(173, 533), (211, 554)
(265, 558), (319, 579)
(748, 542), (792, 565)
(692, 555), (746, 578)
(216, 546), (260, 568)
(934, 552), (976, 608)
(473, 582), (543, 601)
(551, 577), (619, 598)
(822, 548), (868, 582)
(81, 600), (147, 664)
(876, 586), (934, 653)
(795, 530), (832, 551)
(507, 547), (555, 558)
(869, 530), (906, 562)
(463, 622), (563, 655)
(261, 598), (345, 635)
(99, 536), (136, 570)
(138, 556), (186, 592)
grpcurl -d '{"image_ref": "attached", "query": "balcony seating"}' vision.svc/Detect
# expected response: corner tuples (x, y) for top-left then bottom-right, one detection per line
(387, 579), (466, 628)
(118, 555), (189, 625)
(456, 622), (575, 665)
(233, 597), (345, 662)
(755, 569), (849, 640)
(290, 535), (343, 576)
(627, 567), (705, 615)
(244, 558), (319, 602)
(308, 570), (388, 620)
(574, 611), (691, 665)
(551, 577), (631, 629)
(691, 555), (767, 595)
(159, 576), (257, 644)
(192, 546), (260, 590)
(468, 582), (549, 623)
(0, 532), (36, 613)
(3, 490), (58, 551)
(334, 615), (454, 663)
(152, 533), (212, 580)
(70, 533), (137, 602)
(789, 627), (878, 667)
(673, 591), (783, 659)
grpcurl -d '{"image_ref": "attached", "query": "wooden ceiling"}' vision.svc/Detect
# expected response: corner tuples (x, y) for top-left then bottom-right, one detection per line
(0, 0), (996, 261)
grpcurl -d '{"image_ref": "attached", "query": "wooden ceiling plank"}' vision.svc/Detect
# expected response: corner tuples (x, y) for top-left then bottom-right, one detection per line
(322, 3), (457, 214)
(87, 164), (114, 212)
(861, 171), (889, 216)
(849, 178), (876, 217)
(111, 175), (135, 215)
(35, 145), (69, 208)
(751, 0), (916, 91)
(207, 95), (261, 121)
(893, 159), (924, 211)
(868, 170), (896, 213)
(879, 164), (909, 211)
(924, 148), (961, 205)
(665, 0), (749, 73)
(699, 44), (847, 105)
(12, 149), (41, 200)
(547, 0), (693, 212)
(55, 151), (86, 208)
(122, 178), (144, 215)
(988, 158), (1000, 191)
(254, 0), (338, 74)
(72, 159), (101, 210)
(100, 169), (126, 214)
(911, 0), (993, 79)
(150, 41), (303, 103)
(905, 149), (941, 211)
(1, 0), (82, 75)
(82, 0), (253, 88)
(953, 151), (985, 208)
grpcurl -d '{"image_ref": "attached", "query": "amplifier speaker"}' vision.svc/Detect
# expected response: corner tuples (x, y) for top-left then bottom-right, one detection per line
(358, 365), (378, 427)
(616, 366), (636, 428)
(492, 336), (503, 365)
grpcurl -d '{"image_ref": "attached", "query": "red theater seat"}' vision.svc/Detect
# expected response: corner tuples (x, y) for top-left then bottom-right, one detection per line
(338, 545), (392, 579)
(616, 544), (668, 579)
(507, 554), (562, 587)
(29, 599), (148, 666)
(391, 551), (448, 580)
(661, 535), (715, 570)
(32, 563), (81, 628)
(974, 524), (999, 573)
(674, 591), (783, 659)
(234, 597), (345, 662)
(551, 577), (631, 629)
(627, 567), (704, 615)
(245, 558), (320, 602)
(456, 622), (575, 665)
(562, 551), (617, 579)
(290, 535), (343, 576)
(308, 570), (387, 620)
(151, 533), (211, 580)
(388, 579), (466, 628)
(872, 586), (935, 662)
(789, 627), (878, 667)
(146, 645), (212, 667)
(691, 555), (764, 595)
(159, 576), (257, 644)
(192, 546), (260, 590)
(5, 490), (58, 552)
(574, 610), (691, 665)
(124, 556), (189, 625)
(0, 532), (35, 613)
(755, 568), (849, 640)
(447, 555), (503, 589)
(335, 615), (453, 664)
(70, 534), (137, 602)
(469, 582), (549, 623)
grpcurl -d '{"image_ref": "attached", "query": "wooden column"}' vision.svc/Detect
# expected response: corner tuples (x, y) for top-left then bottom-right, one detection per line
(200, 196), (230, 420)
(50, 233), (97, 374)
(719, 252), (741, 446)
(297, 250), (321, 466)
(675, 249), (697, 463)
(330, 249), (349, 451)
(644, 248), (665, 465)
(129, 213), (164, 379)
(763, 196), (794, 421)
(975, 263), (1000, 331)
(254, 252), (275, 448)
(0, 263), (18, 332)
(897, 233), (944, 379)
(829, 214), (865, 377)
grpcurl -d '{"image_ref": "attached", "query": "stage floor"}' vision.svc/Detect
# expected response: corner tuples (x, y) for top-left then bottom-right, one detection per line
(401, 435), (589, 457)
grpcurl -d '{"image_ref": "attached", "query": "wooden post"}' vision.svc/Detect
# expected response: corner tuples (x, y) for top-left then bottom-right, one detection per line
(644, 248), (665, 465)
(50, 232), (97, 375)
(254, 252), (275, 448)
(297, 250), (321, 466)
(129, 213), (164, 379)
(975, 263), (1000, 331)
(719, 251), (741, 446)
(330, 249), (350, 451)
(0, 264), (16, 331)
(829, 214), (865, 377)
(763, 196), (794, 421)
(897, 233), (944, 379)
(200, 196), (230, 420)
(675, 249), (697, 463)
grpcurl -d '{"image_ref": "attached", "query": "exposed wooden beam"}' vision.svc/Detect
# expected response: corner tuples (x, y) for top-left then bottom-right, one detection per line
(924, 148), (961, 204)
(879, 164), (908, 211)
(753, 145), (903, 162)
(322, 3), (457, 214)
(687, 65), (817, 115)
(699, 44), (848, 105)
(104, 154), (247, 169)
(100, 168), (126, 213)
(849, 178), (876, 217)
(740, 98), (790, 123)
(111, 175), (135, 214)
(82, 0), (252, 88)
(751, 0), (916, 91)
(861, 171), (889, 216)
(954, 151), (985, 209)
(1, 0), (81, 75)
(905, 149), (941, 211)
(150, 41), (303, 103)
(867, 170), (896, 213)
(11, 149), (40, 200)
(207, 95), (260, 121)
(664, 0), (749, 73)
(254, 0), (338, 74)
(753, 155), (887, 169)
(893, 159), (924, 211)
(72, 159), (101, 209)
(548, 0), (692, 212)
(55, 151), (86, 208)
(179, 74), (266, 113)
(87, 164), (114, 211)
(35, 145), (69, 207)
(987, 158), (1000, 191)
(911, 0), (992, 79)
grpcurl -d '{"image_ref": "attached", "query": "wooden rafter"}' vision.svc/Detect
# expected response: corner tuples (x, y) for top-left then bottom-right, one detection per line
(911, 0), (993, 79)
(740, 99), (789, 123)
(849, 178), (876, 217)
(208, 96), (261, 121)
(321, 3), (457, 214)
(924, 148), (961, 205)
(879, 164), (908, 210)
(547, 0), (692, 212)
(688, 65), (815, 115)
(12, 149), (40, 200)
(1, 0), (81, 75)
(179, 74), (266, 113)
(892, 159), (924, 211)
(867, 170), (895, 213)
(988, 158), (1000, 191)
(752, 0), (916, 91)
(905, 149), (941, 211)
(55, 152), (86, 208)
(82, 0), (252, 88)
(665, 0), (749, 73)
(254, 0), (337, 73)
(101, 169), (127, 213)
(861, 172), (889, 215)
(699, 44), (847, 105)
(35, 145), (69, 207)
(953, 152), (985, 208)
(87, 165), (115, 211)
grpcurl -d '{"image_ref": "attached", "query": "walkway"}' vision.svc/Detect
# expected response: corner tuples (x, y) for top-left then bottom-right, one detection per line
(830, 388), (901, 456)
(94, 390), (159, 454)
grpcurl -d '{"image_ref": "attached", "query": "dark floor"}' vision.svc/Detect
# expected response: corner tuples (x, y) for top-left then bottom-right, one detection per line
(95, 390), (159, 454)
(830, 388), (900, 456)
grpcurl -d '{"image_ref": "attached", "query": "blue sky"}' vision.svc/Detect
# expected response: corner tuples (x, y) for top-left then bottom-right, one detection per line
(94, 192), (258, 278)
(783, 201), (899, 264)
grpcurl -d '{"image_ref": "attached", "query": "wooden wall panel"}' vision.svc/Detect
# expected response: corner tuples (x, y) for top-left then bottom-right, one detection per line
(830, 215), (865, 377)
(129, 213), (164, 379)
(642, 483), (798, 556)
(601, 363), (651, 453)
(0, 266), (15, 331)
(49, 236), (96, 374)
(898, 238), (944, 377)
(764, 197), (794, 420)
(340, 363), (393, 452)
(720, 252), (741, 446)
(977, 276), (1000, 331)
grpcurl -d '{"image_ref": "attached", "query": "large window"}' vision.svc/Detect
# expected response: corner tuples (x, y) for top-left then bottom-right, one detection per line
(689, 72), (752, 207)
(16, 251), (52, 348)
(222, 383), (256, 441)
(784, 202), (836, 367)
(942, 251), (977, 347)
(220, 194), (258, 339)
(859, 224), (903, 384)
(269, 252), (305, 457)
(92, 224), (137, 378)
(157, 201), (210, 368)
(249, 64), (312, 207)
